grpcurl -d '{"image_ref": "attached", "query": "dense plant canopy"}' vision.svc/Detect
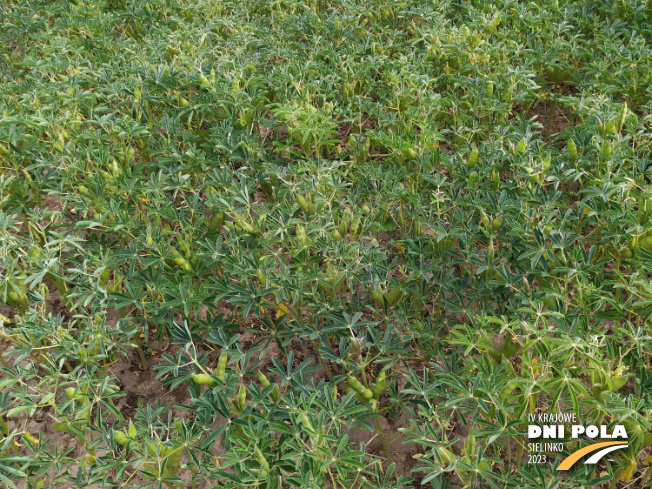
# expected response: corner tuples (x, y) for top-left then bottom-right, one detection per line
(1, 0), (651, 488)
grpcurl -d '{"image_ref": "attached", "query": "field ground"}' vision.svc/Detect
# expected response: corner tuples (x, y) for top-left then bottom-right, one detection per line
(1, 0), (652, 488)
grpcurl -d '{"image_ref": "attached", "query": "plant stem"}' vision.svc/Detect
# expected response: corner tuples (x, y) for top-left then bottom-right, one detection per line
(0, 416), (9, 437)
(376, 418), (394, 466)
(311, 338), (332, 380)
(641, 465), (652, 487)
(546, 99), (555, 142)
(515, 437), (523, 468)
(136, 342), (148, 370)
(506, 437), (512, 466)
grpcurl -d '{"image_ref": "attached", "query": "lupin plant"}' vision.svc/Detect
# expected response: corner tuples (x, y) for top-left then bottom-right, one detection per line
(1, 0), (652, 488)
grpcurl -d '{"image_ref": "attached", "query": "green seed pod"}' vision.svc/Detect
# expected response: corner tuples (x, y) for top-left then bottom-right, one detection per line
(332, 229), (343, 241)
(542, 154), (551, 170)
(464, 431), (477, 456)
(166, 45), (181, 59)
(491, 168), (500, 188)
(350, 216), (361, 236)
(111, 159), (122, 177)
(347, 374), (366, 395)
(296, 224), (307, 244)
(492, 216), (503, 231)
(345, 384), (368, 404)
(217, 352), (228, 381)
(99, 267), (111, 285)
(54, 421), (70, 433)
(258, 371), (270, 388)
(371, 370), (387, 399)
(209, 212), (224, 232)
(254, 447), (269, 471)
(270, 384), (279, 402)
(238, 385), (247, 411)
(113, 430), (131, 446)
(619, 102), (628, 132)
(480, 209), (490, 227)
(568, 138), (577, 161)
(386, 287), (403, 306)
(486, 82), (493, 96)
(7, 291), (20, 306)
(192, 373), (218, 387)
(543, 296), (555, 309)
(487, 16), (500, 34)
(641, 236), (652, 250)
(591, 384), (605, 401)
(522, 276), (531, 295)
(30, 247), (44, 260)
(516, 138), (526, 153)
(174, 256), (189, 268)
(300, 414), (313, 431)
(363, 138), (371, 152)
(403, 148), (416, 160)
(501, 333), (520, 358)
(435, 447), (455, 466)
(297, 195), (310, 213)
(467, 147), (478, 168)
(610, 376), (628, 392)
(257, 268), (266, 287)
(362, 388), (373, 400)
(487, 237), (494, 263)
(128, 421), (137, 438)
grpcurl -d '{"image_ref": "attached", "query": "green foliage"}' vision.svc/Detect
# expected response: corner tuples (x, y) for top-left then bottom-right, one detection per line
(1, 0), (652, 487)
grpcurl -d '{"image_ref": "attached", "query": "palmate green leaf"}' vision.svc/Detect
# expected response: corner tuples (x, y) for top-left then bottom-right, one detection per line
(74, 220), (103, 230)
(1, 0), (651, 487)
(0, 471), (22, 489)
(335, 451), (366, 469)
(6, 403), (35, 418)
(0, 379), (17, 389)
(631, 299), (652, 324)
(0, 455), (30, 489)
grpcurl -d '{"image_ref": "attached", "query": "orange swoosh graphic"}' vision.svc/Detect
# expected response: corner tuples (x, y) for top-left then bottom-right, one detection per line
(557, 441), (628, 471)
